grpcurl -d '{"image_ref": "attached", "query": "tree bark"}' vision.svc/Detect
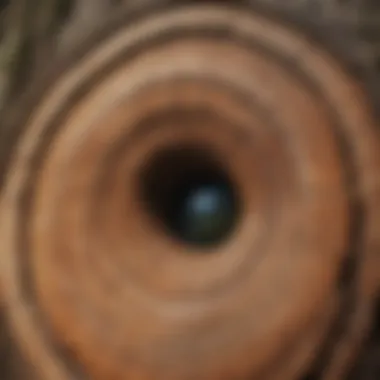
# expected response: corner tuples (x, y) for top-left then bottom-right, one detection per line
(0, 1), (379, 380)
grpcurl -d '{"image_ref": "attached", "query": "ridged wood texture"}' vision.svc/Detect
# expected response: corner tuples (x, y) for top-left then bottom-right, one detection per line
(0, 1), (379, 380)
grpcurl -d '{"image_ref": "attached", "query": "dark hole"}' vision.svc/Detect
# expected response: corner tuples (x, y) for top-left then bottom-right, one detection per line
(345, 297), (380, 380)
(138, 145), (241, 248)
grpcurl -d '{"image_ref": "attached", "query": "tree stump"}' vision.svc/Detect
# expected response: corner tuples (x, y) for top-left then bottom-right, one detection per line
(0, 1), (379, 379)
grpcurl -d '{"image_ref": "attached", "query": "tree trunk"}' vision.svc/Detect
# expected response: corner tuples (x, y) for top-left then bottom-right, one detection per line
(0, 1), (380, 379)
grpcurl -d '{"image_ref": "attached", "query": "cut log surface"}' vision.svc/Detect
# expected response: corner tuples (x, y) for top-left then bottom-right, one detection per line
(0, 1), (380, 380)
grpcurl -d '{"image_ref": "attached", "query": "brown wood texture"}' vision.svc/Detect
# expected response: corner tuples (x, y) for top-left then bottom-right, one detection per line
(0, 1), (379, 380)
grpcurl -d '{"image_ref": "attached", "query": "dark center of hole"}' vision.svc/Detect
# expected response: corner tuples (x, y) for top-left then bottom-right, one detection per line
(139, 146), (240, 248)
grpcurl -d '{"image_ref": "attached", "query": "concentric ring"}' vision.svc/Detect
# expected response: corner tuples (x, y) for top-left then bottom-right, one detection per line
(1, 4), (379, 380)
